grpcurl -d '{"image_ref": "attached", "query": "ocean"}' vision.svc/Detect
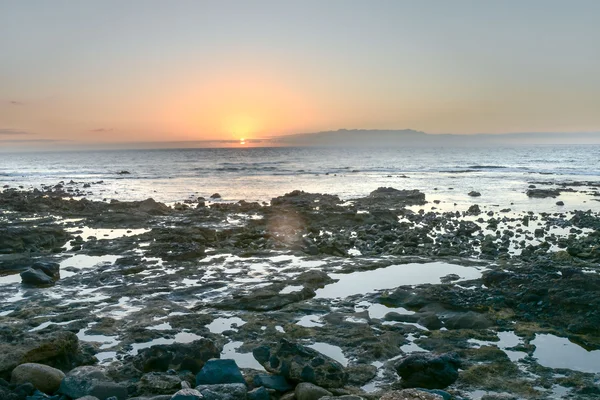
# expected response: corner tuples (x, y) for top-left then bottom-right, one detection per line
(1, 145), (600, 212)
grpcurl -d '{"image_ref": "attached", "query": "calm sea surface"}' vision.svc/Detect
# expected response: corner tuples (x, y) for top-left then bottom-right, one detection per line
(1, 145), (599, 213)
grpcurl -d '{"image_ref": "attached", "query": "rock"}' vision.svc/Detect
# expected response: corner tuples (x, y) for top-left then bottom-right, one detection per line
(129, 396), (171, 400)
(195, 359), (245, 385)
(210, 193), (221, 199)
(0, 331), (80, 379)
(76, 397), (102, 400)
(321, 397), (365, 400)
(134, 339), (221, 374)
(556, 201), (565, 206)
(253, 374), (293, 392)
(295, 382), (332, 400)
(59, 366), (128, 400)
(248, 386), (270, 400)
(20, 268), (55, 286)
(467, 205), (481, 215)
(380, 389), (444, 400)
(253, 339), (348, 388)
(31, 261), (60, 280)
(468, 191), (481, 197)
(526, 188), (561, 198)
(443, 312), (493, 330)
(138, 372), (182, 395)
(117, 171), (130, 175)
(137, 198), (172, 215)
(171, 388), (203, 400)
(11, 363), (65, 394)
(395, 352), (461, 389)
(195, 383), (247, 400)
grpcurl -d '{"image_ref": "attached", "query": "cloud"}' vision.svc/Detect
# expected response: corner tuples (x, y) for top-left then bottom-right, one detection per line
(0, 128), (33, 135)
(9, 100), (24, 106)
(90, 128), (114, 133)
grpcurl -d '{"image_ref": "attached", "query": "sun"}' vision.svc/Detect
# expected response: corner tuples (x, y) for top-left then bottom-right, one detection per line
(240, 138), (246, 145)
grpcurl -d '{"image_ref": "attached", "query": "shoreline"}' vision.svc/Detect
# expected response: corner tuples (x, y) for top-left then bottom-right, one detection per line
(1, 184), (600, 399)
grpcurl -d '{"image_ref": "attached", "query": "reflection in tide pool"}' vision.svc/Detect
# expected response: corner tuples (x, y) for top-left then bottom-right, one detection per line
(315, 262), (485, 299)
(532, 334), (600, 373)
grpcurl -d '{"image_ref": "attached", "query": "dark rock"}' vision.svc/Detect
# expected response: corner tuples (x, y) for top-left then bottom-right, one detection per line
(468, 191), (481, 197)
(395, 352), (461, 389)
(253, 339), (348, 388)
(526, 188), (561, 198)
(467, 205), (481, 215)
(11, 363), (65, 394)
(31, 261), (60, 280)
(171, 388), (203, 400)
(295, 382), (332, 400)
(380, 389), (444, 400)
(210, 193), (221, 199)
(248, 386), (270, 400)
(195, 359), (245, 386)
(443, 312), (493, 330)
(137, 372), (182, 395)
(117, 171), (130, 175)
(253, 374), (292, 392)
(20, 268), (55, 286)
(556, 201), (565, 206)
(133, 339), (221, 374)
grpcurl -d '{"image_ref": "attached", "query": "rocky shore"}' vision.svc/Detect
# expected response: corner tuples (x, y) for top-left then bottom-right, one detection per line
(1, 182), (599, 400)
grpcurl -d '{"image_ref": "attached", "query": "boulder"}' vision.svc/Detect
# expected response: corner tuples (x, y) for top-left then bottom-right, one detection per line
(134, 339), (221, 374)
(11, 363), (65, 394)
(20, 268), (55, 286)
(253, 374), (292, 392)
(253, 339), (348, 388)
(195, 383), (247, 400)
(295, 382), (332, 400)
(395, 353), (461, 389)
(31, 261), (60, 280)
(195, 359), (245, 385)
(137, 372), (182, 395)
(171, 388), (203, 400)
(59, 366), (127, 400)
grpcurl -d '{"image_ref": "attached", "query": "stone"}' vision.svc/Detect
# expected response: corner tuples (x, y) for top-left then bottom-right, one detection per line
(294, 382), (332, 400)
(395, 353), (461, 389)
(76, 397), (101, 400)
(210, 193), (221, 199)
(380, 389), (443, 400)
(443, 312), (492, 330)
(468, 191), (481, 197)
(195, 359), (245, 386)
(320, 397), (365, 400)
(20, 268), (55, 286)
(171, 388), (203, 400)
(11, 362), (65, 394)
(138, 372), (182, 395)
(248, 386), (270, 400)
(253, 339), (348, 388)
(31, 261), (60, 280)
(59, 366), (127, 400)
(134, 339), (221, 374)
(195, 383), (247, 400)
(253, 374), (292, 392)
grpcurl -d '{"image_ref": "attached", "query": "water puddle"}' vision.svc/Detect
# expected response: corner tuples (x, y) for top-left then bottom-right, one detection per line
(29, 319), (79, 332)
(129, 331), (204, 356)
(315, 262), (485, 298)
(355, 301), (415, 319)
(221, 341), (265, 370)
(308, 342), (349, 366)
(532, 334), (600, 373)
(469, 331), (527, 362)
(279, 285), (303, 294)
(0, 273), (23, 285)
(206, 317), (246, 334)
(296, 315), (324, 328)
(60, 254), (120, 278)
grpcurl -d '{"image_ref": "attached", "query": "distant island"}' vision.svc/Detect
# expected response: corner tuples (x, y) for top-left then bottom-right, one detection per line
(272, 129), (600, 147)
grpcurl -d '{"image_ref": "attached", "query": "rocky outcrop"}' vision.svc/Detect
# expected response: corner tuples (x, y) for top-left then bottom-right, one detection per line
(395, 352), (461, 389)
(133, 339), (221, 374)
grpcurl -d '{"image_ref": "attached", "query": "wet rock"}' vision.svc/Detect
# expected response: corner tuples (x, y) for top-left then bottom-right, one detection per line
(443, 312), (493, 330)
(59, 366), (127, 400)
(117, 171), (131, 175)
(133, 339), (221, 374)
(556, 201), (565, 206)
(380, 389), (444, 400)
(345, 364), (377, 386)
(10, 363), (65, 394)
(171, 388), (203, 400)
(253, 339), (348, 388)
(467, 205), (481, 215)
(395, 352), (461, 389)
(138, 372), (182, 395)
(76, 396), (102, 400)
(195, 359), (245, 385)
(526, 188), (561, 198)
(468, 191), (481, 197)
(0, 226), (70, 254)
(216, 285), (316, 311)
(320, 397), (365, 400)
(295, 382), (332, 400)
(20, 268), (55, 286)
(359, 187), (426, 207)
(248, 386), (270, 400)
(195, 383), (247, 400)
(210, 193), (221, 199)
(253, 374), (293, 392)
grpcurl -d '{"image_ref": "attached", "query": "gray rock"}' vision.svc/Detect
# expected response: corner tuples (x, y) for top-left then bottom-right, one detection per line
(11, 362), (65, 394)
(294, 383), (332, 400)
(468, 191), (481, 197)
(443, 311), (492, 330)
(138, 372), (182, 395)
(252, 339), (348, 388)
(196, 383), (247, 400)
(171, 388), (203, 400)
(129, 396), (172, 400)
(320, 397), (365, 400)
(134, 339), (221, 374)
(380, 389), (443, 400)
(195, 359), (245, 385)
(75, 397), (102, 400)
(59, 366), (127, 400)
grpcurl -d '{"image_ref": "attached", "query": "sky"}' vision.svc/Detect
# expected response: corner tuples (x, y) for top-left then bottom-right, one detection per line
(1, 0), (599, 146)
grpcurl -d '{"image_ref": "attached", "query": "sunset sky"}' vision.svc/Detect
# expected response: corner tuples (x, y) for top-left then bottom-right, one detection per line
(1, 0), (599, 145)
